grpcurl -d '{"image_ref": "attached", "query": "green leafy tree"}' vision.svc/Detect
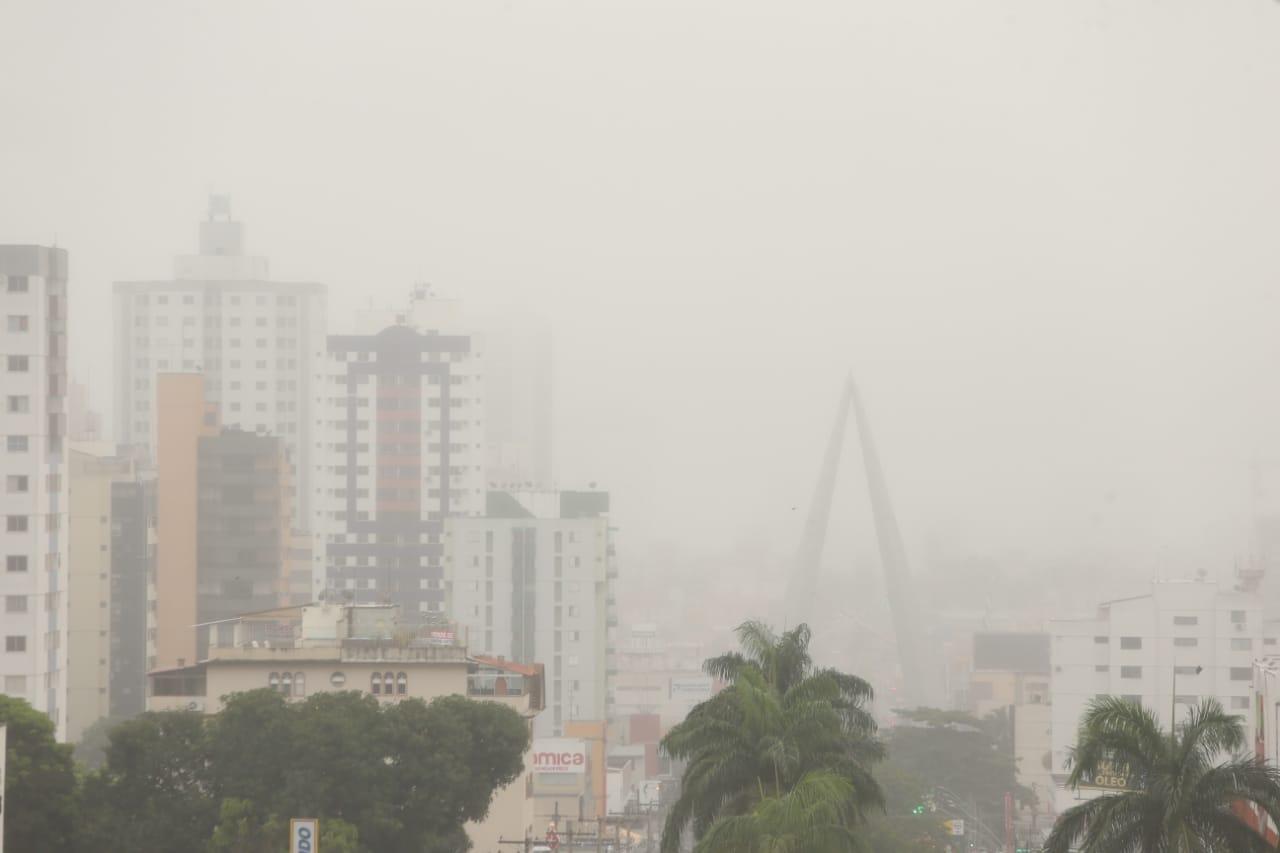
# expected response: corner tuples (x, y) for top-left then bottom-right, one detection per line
(77, 710), (217, 853)
(1046, 696), (1280, 852)
(0, 696), (78, 853)
(881, 707), (1031, 827)
(661, 622), (883, 853)
(72, 714), (132, 771)
(208, 799), (361, 853)
(77, 689), (529, 853)
(859, 757), (948, 852)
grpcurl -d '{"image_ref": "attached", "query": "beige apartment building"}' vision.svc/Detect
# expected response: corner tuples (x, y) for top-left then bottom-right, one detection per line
(67, 444), (137, 741)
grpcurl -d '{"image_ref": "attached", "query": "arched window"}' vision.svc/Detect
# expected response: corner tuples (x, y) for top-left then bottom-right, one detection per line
(383, 673), (394, 695)
(371, 671), (382, 695)
(268, 672), (280, 690)
(330, 671), (346, 688)
(396, 672), (408, 695)
(281, 672), (293, 697)
(294, 672), (306, 697)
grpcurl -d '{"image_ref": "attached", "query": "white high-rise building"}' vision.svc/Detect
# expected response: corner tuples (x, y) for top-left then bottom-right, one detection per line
(1049, 580), (1280, 808)
(312, 289), (485, 616)
(112, 197), (326, 525)
(0, 246), (70, 737)
(445, 489), (617, 738)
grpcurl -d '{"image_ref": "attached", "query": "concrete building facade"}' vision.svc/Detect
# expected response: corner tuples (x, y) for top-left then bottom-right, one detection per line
(0, 245), (70, 736)
(112, 197), (325, 527)
(67, 445), (136, 740)
(446, 490), (617, 738)
(196, 427), (295, 656)
(1049, 580), (1280, 810)
(312, 312), (484, 616)
(109, 473), (154, 718)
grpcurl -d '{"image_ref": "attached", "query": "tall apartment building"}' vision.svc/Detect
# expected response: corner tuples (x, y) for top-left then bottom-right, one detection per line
(113, 197), (325, 526)
(151, 374), (294, 668)
(0, 246), (69, 737)
(1049, 580), (1280, 808)
(446, 489), (617, 738)
(67, 444), (137, 741)
(312, 301), (485, 618)
(109, 473), (155, 718)
(196, 427), (296, 656)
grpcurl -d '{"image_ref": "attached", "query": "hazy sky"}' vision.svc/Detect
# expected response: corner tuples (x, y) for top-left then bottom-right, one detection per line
(4, 0), (1280, 591)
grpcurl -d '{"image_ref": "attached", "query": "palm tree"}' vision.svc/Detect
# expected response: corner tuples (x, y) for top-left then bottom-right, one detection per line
(1046, 696), (1280, 852)
(693, 771), (868, 853)
(660, 621), (883, 852)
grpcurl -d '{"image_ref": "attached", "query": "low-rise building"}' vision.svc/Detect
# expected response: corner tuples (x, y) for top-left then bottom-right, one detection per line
(1049, 580), (1280, 811)
(147, 603), (546, 850)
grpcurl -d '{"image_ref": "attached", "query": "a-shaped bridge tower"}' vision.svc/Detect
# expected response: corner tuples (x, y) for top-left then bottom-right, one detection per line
(783, 377), (931, 707)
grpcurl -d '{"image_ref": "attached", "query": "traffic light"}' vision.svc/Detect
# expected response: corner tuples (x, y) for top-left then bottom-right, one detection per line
(911, 803), (926, 815)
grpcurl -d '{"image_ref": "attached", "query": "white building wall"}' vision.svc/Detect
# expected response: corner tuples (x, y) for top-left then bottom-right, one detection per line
(112, 202), (325, 528)
(1050, 581), (1276, 809)
(0, 246), (69, 738)
(446, 514), (612, 738)
(311, 316), (484, 614)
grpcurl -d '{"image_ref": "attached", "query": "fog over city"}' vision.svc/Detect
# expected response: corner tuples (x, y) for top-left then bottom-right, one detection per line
(9, 2), (1280, 851)
(6, 0), (1280, 690)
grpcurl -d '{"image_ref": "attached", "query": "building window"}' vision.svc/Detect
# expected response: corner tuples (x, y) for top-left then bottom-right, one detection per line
(6, 475), (28, 494)
(6, 396), (29, 413)
(330, 671), (346, 688)
(5, 595), (26, 613)
(1232, 696), (1250, 710)
(396, 672), (407, 695)
(6, 436), (28, 452)
(1231, 610), (1247, 625)
(280, 672), (293, 697)
(269, 672), (280, 691)
(1093, 636), (1109, 644)
(1173, 616), (1198, 626)
(1173, 666), (1200, 676)
(6, 276), (28, 293)
(5, 516), (26, 532)
(1119, 637), (1142, 650)
(6, 355), (28, 372)
(5, 636), (26, 652)
(1230, 667), (1252, 682)
(1232, 638), (1253, 652)
(1094, 665), (1109, 673)
(1120, 666), (1142, 679)
(3, 674), (26, 695)
(383, 673), (394, 694)
(294, 672), (305, 697)
(371, 672), (382, 695)
(1174, 637), (1198, 648)
(6, 315), (29, 332)
(6, 555), (27, 573)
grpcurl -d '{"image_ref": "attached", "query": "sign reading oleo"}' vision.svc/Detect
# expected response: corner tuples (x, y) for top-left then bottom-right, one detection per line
(1081, 760), (1134, 790)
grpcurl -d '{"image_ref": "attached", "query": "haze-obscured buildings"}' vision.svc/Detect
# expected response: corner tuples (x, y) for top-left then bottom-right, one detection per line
(446, 489), (617, 738)
(150, 373), (295, 669)
(311, 292), (484, 614)
(1049, 579), (1280, 808)
(0, 245), (70, 737)
(113, 197), (325, 527)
